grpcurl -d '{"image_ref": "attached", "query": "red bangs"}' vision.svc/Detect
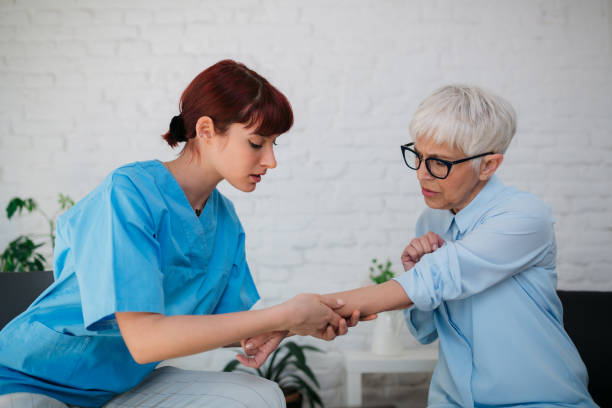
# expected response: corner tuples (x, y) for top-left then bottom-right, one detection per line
(240, 84), (294, 137)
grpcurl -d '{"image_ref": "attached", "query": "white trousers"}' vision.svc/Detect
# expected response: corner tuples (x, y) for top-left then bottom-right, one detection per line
(0, 367), (286, 408)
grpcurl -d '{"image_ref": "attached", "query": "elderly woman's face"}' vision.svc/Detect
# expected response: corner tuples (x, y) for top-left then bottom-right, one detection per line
(414, 138), (487, 213)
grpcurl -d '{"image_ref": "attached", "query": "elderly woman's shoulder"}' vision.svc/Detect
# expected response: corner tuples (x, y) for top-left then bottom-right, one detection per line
(489, 185), (553, 222)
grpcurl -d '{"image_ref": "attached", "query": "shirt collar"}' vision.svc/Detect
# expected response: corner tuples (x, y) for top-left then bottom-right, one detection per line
(440, 209), (455, 236)
(452, 175), (505, 234)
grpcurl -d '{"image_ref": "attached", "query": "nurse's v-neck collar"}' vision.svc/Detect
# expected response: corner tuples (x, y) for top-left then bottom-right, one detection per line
(148, 160), (217, 261)
(153, 160), (215, 219)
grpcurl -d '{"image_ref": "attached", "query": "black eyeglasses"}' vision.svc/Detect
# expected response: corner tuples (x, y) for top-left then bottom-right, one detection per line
(400, 142), (494, 179)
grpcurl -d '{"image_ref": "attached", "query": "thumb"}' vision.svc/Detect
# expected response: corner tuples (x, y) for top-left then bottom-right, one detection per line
(320, 295), (345, 310)
(242, 334), (271, 353)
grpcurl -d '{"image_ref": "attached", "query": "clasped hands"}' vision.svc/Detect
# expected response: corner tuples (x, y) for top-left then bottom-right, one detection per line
(238, 230), (445, 368)
(237, 295), (375, 368)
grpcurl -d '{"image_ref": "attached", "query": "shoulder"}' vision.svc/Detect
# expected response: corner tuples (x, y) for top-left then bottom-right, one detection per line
(108, 161), (159, 194)
(475, 184), (554, 240)
(60, 161), (161, 226)
(486, 184), (553, 223)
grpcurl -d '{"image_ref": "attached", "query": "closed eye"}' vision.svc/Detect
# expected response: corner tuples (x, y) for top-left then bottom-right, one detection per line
(249, 140), (263, 149)
(432, 159), (448, 166)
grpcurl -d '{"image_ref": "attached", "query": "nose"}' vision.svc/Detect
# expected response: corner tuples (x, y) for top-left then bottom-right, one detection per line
(261, 145), (277, 169)
(416, 162), (433, 181)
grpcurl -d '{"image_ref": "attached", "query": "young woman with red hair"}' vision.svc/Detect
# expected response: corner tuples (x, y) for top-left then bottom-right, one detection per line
(0, 60), (361, 408)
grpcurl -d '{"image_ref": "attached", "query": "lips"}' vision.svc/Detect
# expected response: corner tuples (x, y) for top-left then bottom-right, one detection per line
(250, 174), (262, 183)
(421, 187), (437, 197)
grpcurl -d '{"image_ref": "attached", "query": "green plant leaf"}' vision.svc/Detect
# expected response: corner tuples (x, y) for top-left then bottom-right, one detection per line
(6, 197), (37, 219)
(271, 352), (293, 383)
(0, 236), (47, 272)
(264, 345), (283, 379)
(58, 193), (75, 211)
(222, 359), (241, 372)
(284, 341), (306, 365)
(299, 345), (323, 353)
(288, 360), (319, 387)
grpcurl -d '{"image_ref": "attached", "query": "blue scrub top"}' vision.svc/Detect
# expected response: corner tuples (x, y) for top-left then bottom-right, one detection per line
(394, 176), (596, 407)
(0, 160), (260, 407)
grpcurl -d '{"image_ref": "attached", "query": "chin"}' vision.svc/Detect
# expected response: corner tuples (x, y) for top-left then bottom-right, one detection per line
(234, 183), (257, 193)
(423, 196), (447, 210)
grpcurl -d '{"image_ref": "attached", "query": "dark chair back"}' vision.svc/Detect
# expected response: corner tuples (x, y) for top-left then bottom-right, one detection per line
(557, 290), (612, 407)
(0, 271), (54, 330)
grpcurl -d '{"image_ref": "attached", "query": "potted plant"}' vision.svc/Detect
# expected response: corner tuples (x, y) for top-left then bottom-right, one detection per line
(0, 194), (73, 329)
(223, 340), (324, 408)
(369, 258), (395, 284)
(368, 258), (405, 355)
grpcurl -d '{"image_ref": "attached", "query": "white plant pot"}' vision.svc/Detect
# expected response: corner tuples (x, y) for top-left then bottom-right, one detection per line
(370, 310), (405, 355)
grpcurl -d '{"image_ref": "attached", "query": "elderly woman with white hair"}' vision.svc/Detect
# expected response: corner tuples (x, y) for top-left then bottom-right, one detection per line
(244, 85), (596, 407)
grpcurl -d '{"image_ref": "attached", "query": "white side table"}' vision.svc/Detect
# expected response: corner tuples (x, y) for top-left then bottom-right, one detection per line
(342, 347), (438, 406)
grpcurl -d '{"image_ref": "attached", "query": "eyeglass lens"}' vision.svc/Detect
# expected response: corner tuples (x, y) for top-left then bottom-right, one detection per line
(403, 148), (449, 179)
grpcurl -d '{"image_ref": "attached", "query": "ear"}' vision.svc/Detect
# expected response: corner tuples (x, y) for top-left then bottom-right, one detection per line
(478, 154), (503, 181)
(195, 116), (216, 142)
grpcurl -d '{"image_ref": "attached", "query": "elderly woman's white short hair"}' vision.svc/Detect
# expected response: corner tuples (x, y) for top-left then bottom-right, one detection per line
(409, 85), (517, 167)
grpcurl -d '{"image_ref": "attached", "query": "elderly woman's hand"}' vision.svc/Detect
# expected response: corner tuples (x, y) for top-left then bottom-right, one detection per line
(401, 231), (445, 271)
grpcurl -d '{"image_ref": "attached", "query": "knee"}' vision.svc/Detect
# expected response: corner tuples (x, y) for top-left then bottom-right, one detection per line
(237, 374), (286, 408)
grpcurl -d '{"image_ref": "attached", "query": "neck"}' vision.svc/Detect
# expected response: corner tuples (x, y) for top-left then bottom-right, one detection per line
(163, 152), (222, 212)
(451, 178), (489, 214)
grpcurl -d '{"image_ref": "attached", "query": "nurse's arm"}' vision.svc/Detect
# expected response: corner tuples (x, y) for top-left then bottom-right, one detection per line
(323, 280), (413, 318)
(115, 294), (344, 364)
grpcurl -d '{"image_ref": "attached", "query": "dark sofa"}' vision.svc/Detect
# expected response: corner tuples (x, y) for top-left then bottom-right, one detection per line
(0, 275), (609, 406)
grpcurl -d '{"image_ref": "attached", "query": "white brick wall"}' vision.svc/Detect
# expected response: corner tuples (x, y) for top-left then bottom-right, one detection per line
(1, 1), (611, 405)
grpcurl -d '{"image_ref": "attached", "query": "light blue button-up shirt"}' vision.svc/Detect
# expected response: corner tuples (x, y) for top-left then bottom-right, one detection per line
(394, 175), (596, 407)
(0, 161), (260, 407)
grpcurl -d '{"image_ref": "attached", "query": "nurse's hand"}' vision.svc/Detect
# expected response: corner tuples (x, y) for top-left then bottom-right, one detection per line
(237, 330), (289, 368)
(284, 293), (345, 340)
(238, 310), (369, 367)
(401, 231), (445, 271)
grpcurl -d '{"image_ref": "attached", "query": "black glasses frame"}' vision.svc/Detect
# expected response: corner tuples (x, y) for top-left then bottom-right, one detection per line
(400, 142), (494, 180)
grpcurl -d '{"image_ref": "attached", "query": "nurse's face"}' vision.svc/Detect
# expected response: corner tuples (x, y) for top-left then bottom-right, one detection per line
(211, 123), (278, 192)
(414, 137), (485, 213)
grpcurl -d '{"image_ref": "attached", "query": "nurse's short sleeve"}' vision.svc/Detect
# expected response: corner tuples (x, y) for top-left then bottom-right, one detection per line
(70, 174), (164, 331)
(213, 232), (259, 314)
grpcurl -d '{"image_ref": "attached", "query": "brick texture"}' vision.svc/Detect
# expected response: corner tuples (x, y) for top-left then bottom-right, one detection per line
(1, 1), (611, 405)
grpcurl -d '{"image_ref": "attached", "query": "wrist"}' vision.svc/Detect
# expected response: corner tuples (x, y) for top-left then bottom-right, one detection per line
(274, 301), (295, 332)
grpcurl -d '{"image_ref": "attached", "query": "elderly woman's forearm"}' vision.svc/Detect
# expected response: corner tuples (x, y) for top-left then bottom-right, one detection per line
(327, 280), (413, 317)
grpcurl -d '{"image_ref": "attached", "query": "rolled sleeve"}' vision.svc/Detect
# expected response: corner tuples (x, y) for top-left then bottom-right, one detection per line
(396, 211), (554, 312)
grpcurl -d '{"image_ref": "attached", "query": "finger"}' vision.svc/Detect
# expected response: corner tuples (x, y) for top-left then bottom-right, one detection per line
(240, 334), (284, 367)
(328, 309), (342, 329)
(236, 353), (258, 368)
(360, 313), (378, 321)
(337, 318), (348, 336)
(418, 236), (432, 253)
(410, 238), (424, 255)
(348, 310), (360, 327)
(405, 246), (421, 263)
(237, 353), (267, 368)
(401, 245), (412, 260)
(320, 295), (345, 310)
(426, 232), (439, 251)
(243, 334), (272, 354)
(325, 324), (336, 341)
